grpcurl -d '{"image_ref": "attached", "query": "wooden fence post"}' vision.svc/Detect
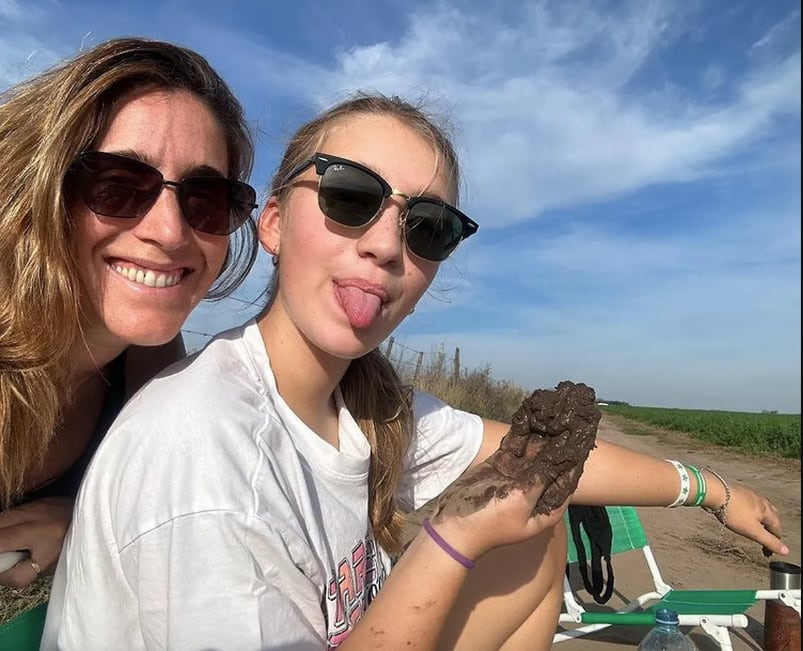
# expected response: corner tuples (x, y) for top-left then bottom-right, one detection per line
(452, 347), (461, 381)
(413, 351), (424, 382)
(435, 349), (445, 376)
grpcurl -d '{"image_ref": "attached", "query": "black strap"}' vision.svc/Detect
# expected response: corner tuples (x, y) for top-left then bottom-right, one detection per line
(567, 505), (615, 605)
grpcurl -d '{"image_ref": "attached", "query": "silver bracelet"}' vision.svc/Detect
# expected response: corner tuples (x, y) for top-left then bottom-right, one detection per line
(701, 466), (731, 528)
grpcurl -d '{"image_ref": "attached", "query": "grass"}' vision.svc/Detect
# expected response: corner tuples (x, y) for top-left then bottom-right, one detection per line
(401, 359), (528, 423)
(0, 574), (51, 625)
(602, 404), (800, 458)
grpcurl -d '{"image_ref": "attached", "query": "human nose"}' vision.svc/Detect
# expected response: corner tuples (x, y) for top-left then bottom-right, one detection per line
(355, 199), (405, 265)
(131, 185), (193, 250)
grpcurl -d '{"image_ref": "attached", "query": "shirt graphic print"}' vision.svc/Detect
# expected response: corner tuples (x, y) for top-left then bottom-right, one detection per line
(325, 533), (388, 648)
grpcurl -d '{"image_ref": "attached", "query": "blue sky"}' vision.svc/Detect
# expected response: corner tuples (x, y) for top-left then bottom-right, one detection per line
(2, 0), (799, 413)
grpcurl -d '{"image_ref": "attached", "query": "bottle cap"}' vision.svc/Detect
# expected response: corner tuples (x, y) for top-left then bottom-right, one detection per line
(655, 608), (679, 625)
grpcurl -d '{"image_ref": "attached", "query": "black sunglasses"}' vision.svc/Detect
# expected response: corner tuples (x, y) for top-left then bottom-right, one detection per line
(65, 151), (258, 236)
(280, 153), (478, 262)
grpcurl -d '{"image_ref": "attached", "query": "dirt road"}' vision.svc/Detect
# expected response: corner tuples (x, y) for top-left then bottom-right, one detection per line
(558, 415), (801, 650)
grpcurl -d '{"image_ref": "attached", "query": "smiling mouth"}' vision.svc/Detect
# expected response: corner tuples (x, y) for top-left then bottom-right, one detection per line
(110, 263), (185, 288)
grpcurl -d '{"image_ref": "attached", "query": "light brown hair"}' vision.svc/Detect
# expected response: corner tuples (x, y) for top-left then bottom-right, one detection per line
(0, 37), (256, 507)
(270, 93), (461, 553)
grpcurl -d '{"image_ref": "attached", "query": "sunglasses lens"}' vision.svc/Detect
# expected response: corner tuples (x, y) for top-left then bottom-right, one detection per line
(405, 201), (465, 262)
(71, 153), (162, 218)
(318, 164), (385, 227)
(68, 152), (256, 236)
(179, 177), (256, 236)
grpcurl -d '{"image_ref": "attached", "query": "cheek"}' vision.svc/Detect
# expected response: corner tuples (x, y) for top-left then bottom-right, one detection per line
(196, 235), (229, 284)
(199, 236), (231, 276)
(69, 210), (107, 275)
(406, 260), (439, 298)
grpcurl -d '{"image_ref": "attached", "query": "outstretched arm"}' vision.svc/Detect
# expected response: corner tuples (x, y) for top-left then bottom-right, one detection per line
(574, 439), (788, 555)
(475, 419), (789, 557)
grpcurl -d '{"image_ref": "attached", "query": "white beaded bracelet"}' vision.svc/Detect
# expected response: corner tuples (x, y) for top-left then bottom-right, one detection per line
(665, 459), (691, 508)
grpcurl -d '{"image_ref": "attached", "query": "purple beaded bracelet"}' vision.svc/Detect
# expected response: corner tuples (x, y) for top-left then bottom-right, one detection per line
(422, 518), (476, 570)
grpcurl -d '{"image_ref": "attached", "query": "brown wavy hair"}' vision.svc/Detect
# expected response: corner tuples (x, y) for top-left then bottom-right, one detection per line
(269, 93), (461, 554)
(0, 37), (257, 507)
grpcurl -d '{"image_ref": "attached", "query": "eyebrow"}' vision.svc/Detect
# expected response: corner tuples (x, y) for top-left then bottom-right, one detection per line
(105, 149), (227, 179)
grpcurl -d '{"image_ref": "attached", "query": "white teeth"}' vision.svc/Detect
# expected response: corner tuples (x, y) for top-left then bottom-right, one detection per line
(113, 264), (182, 288)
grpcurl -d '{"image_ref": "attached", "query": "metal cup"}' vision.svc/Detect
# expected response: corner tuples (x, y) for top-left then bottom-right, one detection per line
(764, 561), (801, 651)
(769, 561), (801, 590)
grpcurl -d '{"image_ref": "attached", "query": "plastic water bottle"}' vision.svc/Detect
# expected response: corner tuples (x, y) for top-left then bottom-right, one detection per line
(637, 609), (696, 650)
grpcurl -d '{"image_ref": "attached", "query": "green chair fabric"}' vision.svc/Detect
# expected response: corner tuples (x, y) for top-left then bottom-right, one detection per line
(556, 505), (793, 649)
(565, 504), (649, 563)
(0, 602), (47, 651)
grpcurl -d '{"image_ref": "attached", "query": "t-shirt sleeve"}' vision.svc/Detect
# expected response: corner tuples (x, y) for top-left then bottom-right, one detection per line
(119, 511), (326, 650)
(396, 391), (484, 511)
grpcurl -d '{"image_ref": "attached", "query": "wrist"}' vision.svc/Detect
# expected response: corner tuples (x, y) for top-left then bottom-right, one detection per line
(422, 518), (476, 569)
(699, 469), (726, 510)
(700, 467), (731, 527)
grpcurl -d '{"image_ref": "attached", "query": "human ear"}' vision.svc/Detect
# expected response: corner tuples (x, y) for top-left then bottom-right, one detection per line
(257, 196), (282, 256)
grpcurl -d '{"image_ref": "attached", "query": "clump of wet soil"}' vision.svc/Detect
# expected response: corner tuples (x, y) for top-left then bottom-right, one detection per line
(433, 381), (601, 518)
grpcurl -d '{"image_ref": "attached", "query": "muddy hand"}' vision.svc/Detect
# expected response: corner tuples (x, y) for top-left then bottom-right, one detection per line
(426, 456), (570, 558)
(489, 381), (601, 516)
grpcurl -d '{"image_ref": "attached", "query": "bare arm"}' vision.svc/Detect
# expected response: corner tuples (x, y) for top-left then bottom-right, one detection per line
(338, 460), (566, 649)
(472, 419), (789, 556)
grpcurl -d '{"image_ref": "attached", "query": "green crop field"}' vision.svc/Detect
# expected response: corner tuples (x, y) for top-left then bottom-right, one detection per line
(602, 405), (801, 459)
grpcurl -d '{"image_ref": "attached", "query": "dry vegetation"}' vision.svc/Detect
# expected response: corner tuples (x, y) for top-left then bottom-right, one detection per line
(0, 574), (51, 625)
(403, 359), (529, 423)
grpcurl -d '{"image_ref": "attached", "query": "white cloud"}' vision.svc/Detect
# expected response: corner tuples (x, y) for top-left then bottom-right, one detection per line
(262, 2), (800, 227)
(750, 9), (801, 53)
(1, 0), (798, 413)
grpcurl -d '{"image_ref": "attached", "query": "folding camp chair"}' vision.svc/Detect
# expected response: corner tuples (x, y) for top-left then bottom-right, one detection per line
(554, 505), (801, 650)
(0, 601), (47, 651)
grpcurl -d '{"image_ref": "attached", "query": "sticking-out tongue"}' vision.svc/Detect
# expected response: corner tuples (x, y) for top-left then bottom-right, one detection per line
(336, 285), (383, 329)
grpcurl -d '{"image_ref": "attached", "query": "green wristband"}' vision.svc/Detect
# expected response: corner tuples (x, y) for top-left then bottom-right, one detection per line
(687, 464), (707, 506)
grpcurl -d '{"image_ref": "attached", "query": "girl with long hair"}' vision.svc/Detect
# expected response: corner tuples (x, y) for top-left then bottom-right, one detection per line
(44, 93), (786, 650)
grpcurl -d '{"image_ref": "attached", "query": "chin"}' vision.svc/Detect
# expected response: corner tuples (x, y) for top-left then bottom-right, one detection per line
(319, 330), (386, 361)
(112, 321), (184, 348)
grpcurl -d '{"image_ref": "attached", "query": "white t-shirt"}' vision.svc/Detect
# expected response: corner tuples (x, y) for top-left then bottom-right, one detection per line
(41, 321), (483, 651)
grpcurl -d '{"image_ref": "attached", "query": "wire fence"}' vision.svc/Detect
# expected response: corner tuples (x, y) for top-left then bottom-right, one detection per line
(182, 327), (461, 385)
(383, 336), (461, 383)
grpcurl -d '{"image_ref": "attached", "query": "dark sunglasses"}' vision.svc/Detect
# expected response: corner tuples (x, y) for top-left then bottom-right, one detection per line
(281, 153), (478, 262)
(65, 151), (258, 236)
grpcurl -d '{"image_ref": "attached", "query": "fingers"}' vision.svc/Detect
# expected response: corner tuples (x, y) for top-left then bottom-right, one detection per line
(727, 489), (789, 557)
(0, 555), (41, 590)
(761, 500), (783, 539)
(522, 496), (570, 537)
(750, 526), (789, 557)
(757, 499), (789, 557)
